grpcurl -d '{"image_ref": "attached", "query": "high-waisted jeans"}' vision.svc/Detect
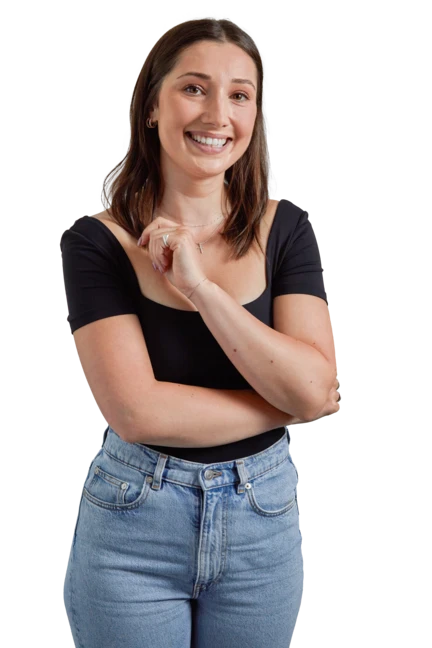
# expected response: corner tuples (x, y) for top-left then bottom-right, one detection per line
(64, 425), (304, 647)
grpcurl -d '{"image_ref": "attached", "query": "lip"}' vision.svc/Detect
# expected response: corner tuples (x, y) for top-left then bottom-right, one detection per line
(185, 132), (232, 155)
(187, 130), (233, 140)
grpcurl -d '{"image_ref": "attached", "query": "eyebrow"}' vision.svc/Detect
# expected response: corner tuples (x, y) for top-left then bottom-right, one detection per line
(176, 71), (256, 91)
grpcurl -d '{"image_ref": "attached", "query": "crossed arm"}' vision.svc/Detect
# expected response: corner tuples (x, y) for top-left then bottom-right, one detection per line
(186, 279), (337, 422)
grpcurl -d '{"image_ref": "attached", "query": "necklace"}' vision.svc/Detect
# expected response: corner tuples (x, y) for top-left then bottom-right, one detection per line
(195, 218), (225, 253)
(153, 208), (226, 253)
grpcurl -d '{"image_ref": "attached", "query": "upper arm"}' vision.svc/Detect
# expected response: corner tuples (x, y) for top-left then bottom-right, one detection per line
(73, 314), (156, 442)
(60, 222), (156, 441)
(273, 293), (337, 377)
(272, 208), (337, 411)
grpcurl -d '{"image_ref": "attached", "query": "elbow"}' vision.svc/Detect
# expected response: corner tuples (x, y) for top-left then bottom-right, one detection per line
(117, 416), (153, 445)
(110, 383), (162, 445)
(116, 402), (160, 446)
(304, 394), (328, 422)
(119, 427), (137, 445)
(302, 401), (323, 423)
(106, 419), (137, 445)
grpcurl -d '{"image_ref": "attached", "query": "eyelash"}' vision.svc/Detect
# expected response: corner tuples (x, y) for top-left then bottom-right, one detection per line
(184, 85), (249, 101)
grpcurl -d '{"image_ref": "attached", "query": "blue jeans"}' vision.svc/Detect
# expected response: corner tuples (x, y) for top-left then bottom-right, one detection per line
(64, 425), (304, 647)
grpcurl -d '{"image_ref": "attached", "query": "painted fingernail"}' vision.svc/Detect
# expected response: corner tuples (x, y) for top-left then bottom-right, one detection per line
(137, 237), (142, 246)
(152, 262), (157, 271)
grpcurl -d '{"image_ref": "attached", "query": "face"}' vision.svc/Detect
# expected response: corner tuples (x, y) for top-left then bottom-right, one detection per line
(150, 41), (258, 183)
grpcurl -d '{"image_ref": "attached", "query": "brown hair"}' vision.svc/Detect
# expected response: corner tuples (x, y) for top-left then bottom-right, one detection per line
(101, 17), (270, 260)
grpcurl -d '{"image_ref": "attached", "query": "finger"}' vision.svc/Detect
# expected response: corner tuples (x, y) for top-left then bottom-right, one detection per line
(150, 231), (162, 271)
(141, 217), (180, 246)
(155, 227), (178, 269)
(138, 223), (157, 248)
(161, 247), (172, 268)
(158, 243), (169, 271)
(155, 239), (168, 272)
(157, 235), (171, 271)
(152, 229), (176, 271)
(139, 216), (168, 246)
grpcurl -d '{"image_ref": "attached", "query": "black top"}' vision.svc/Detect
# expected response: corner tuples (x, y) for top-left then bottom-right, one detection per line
(60, 199), (328, 462)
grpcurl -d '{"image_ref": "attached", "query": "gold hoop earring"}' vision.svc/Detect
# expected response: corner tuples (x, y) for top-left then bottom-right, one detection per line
(146, 117), (157, 128)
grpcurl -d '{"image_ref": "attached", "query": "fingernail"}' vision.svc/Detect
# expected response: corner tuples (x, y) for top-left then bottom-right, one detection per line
(152, 262), (157, 271)
(137, 236), (142, 246)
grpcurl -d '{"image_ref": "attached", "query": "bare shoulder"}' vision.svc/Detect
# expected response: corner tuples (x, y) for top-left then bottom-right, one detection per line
(256, 198), (281, 245)
(89, 209), (116, 224)
(90, 209), (129, 238)
(265, 198), (280, 225)
(88, 209), (136, 247)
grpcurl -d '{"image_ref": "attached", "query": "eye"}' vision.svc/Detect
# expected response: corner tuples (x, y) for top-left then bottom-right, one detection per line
(232, 92), (249, 101)
(183, 85), (249, 101)
(184, 85), (203, 96)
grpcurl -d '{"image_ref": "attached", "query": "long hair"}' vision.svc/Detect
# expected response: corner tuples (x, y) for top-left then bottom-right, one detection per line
(101, 17), (270, 260)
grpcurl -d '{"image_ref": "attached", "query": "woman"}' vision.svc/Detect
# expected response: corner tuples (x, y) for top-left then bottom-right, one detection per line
(61, 17), (340, 648)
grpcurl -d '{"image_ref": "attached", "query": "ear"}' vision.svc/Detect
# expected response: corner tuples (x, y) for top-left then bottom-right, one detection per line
(149, 103), (159, 121)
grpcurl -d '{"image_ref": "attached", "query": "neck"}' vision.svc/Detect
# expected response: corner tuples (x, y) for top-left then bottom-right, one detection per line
(154, 187), (230, 227)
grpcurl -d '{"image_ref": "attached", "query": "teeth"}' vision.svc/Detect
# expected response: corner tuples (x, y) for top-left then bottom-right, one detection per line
(189, 133), (227, 147)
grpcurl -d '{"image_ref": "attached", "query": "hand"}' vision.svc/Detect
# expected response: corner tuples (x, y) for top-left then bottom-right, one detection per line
(137, 215), (208, 298)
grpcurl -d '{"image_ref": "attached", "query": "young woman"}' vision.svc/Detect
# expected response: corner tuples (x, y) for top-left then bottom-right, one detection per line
(61, 17), (340, 648)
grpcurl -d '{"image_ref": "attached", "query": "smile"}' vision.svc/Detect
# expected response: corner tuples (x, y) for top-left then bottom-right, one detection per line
(185, 132), (232, 155)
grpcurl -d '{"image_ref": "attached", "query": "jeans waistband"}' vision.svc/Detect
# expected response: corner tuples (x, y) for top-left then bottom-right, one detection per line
(101, 425), (292, 493)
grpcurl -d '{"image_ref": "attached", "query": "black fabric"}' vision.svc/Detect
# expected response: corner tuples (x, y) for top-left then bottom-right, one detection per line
(60, 199), (328, 462)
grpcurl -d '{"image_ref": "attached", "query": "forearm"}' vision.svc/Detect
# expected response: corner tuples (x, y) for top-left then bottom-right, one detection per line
(188, 279), (333, 421)
(126, 382), (302, 447)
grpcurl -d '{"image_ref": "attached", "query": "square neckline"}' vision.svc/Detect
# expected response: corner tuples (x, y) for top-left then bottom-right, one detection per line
(83, 199), (284, 312)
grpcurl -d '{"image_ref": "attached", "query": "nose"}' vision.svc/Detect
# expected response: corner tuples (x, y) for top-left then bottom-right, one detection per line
(201, 88), (231, 129)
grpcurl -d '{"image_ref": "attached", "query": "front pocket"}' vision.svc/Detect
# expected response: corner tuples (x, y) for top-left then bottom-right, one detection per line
(83, 449), (150, 511)
(245, 457), (298, 518)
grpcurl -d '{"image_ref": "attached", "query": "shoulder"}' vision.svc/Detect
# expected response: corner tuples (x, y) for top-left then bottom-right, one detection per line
(89, 209), (116, 224)
(88, 210), (138, 254)
(272, 199), (314, 239)
(264, 198), (280, 221)
(258, 198), (282, 239)
(60, 211), (122, 262)
(264, 199), (280, 224)
(89, 209), (130, 233)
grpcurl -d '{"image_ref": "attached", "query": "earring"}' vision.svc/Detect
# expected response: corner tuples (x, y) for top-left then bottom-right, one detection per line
(146, 117), (157, 128)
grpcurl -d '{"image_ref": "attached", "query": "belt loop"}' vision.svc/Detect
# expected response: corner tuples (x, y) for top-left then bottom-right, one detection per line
(235, 459), (249, 494)
(151, 453), (169, 491)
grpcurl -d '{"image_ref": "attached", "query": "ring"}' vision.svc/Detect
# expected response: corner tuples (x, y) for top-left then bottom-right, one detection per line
(162, 234), (169, 248)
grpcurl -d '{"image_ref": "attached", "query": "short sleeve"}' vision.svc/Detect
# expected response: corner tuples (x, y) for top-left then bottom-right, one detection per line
(60, 226), (138, 334)
(272, 209), (328, 305)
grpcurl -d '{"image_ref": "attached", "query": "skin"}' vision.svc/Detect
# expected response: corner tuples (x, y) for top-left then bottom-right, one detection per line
(148, 40), (258, 229)
(144, 41), (341, 413)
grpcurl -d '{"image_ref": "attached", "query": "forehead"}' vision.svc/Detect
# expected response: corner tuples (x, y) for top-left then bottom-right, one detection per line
(171, 41), (257, 82)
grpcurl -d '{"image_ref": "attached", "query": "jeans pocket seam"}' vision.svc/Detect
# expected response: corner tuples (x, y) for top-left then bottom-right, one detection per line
(247, 489), (297, 517)
(82, 478), (150, 511)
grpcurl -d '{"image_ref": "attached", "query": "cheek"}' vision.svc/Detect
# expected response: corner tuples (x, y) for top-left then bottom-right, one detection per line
(171, 96), (198, 122)
(235, 122), (256, 148)
(234, 109), (257, 140)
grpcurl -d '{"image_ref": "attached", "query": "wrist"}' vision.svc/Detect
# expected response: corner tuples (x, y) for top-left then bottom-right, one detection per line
(187, 277), (214, 304)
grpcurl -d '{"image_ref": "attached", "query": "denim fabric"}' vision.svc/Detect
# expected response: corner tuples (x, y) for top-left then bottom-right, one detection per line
(64, 425), (303, 647)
